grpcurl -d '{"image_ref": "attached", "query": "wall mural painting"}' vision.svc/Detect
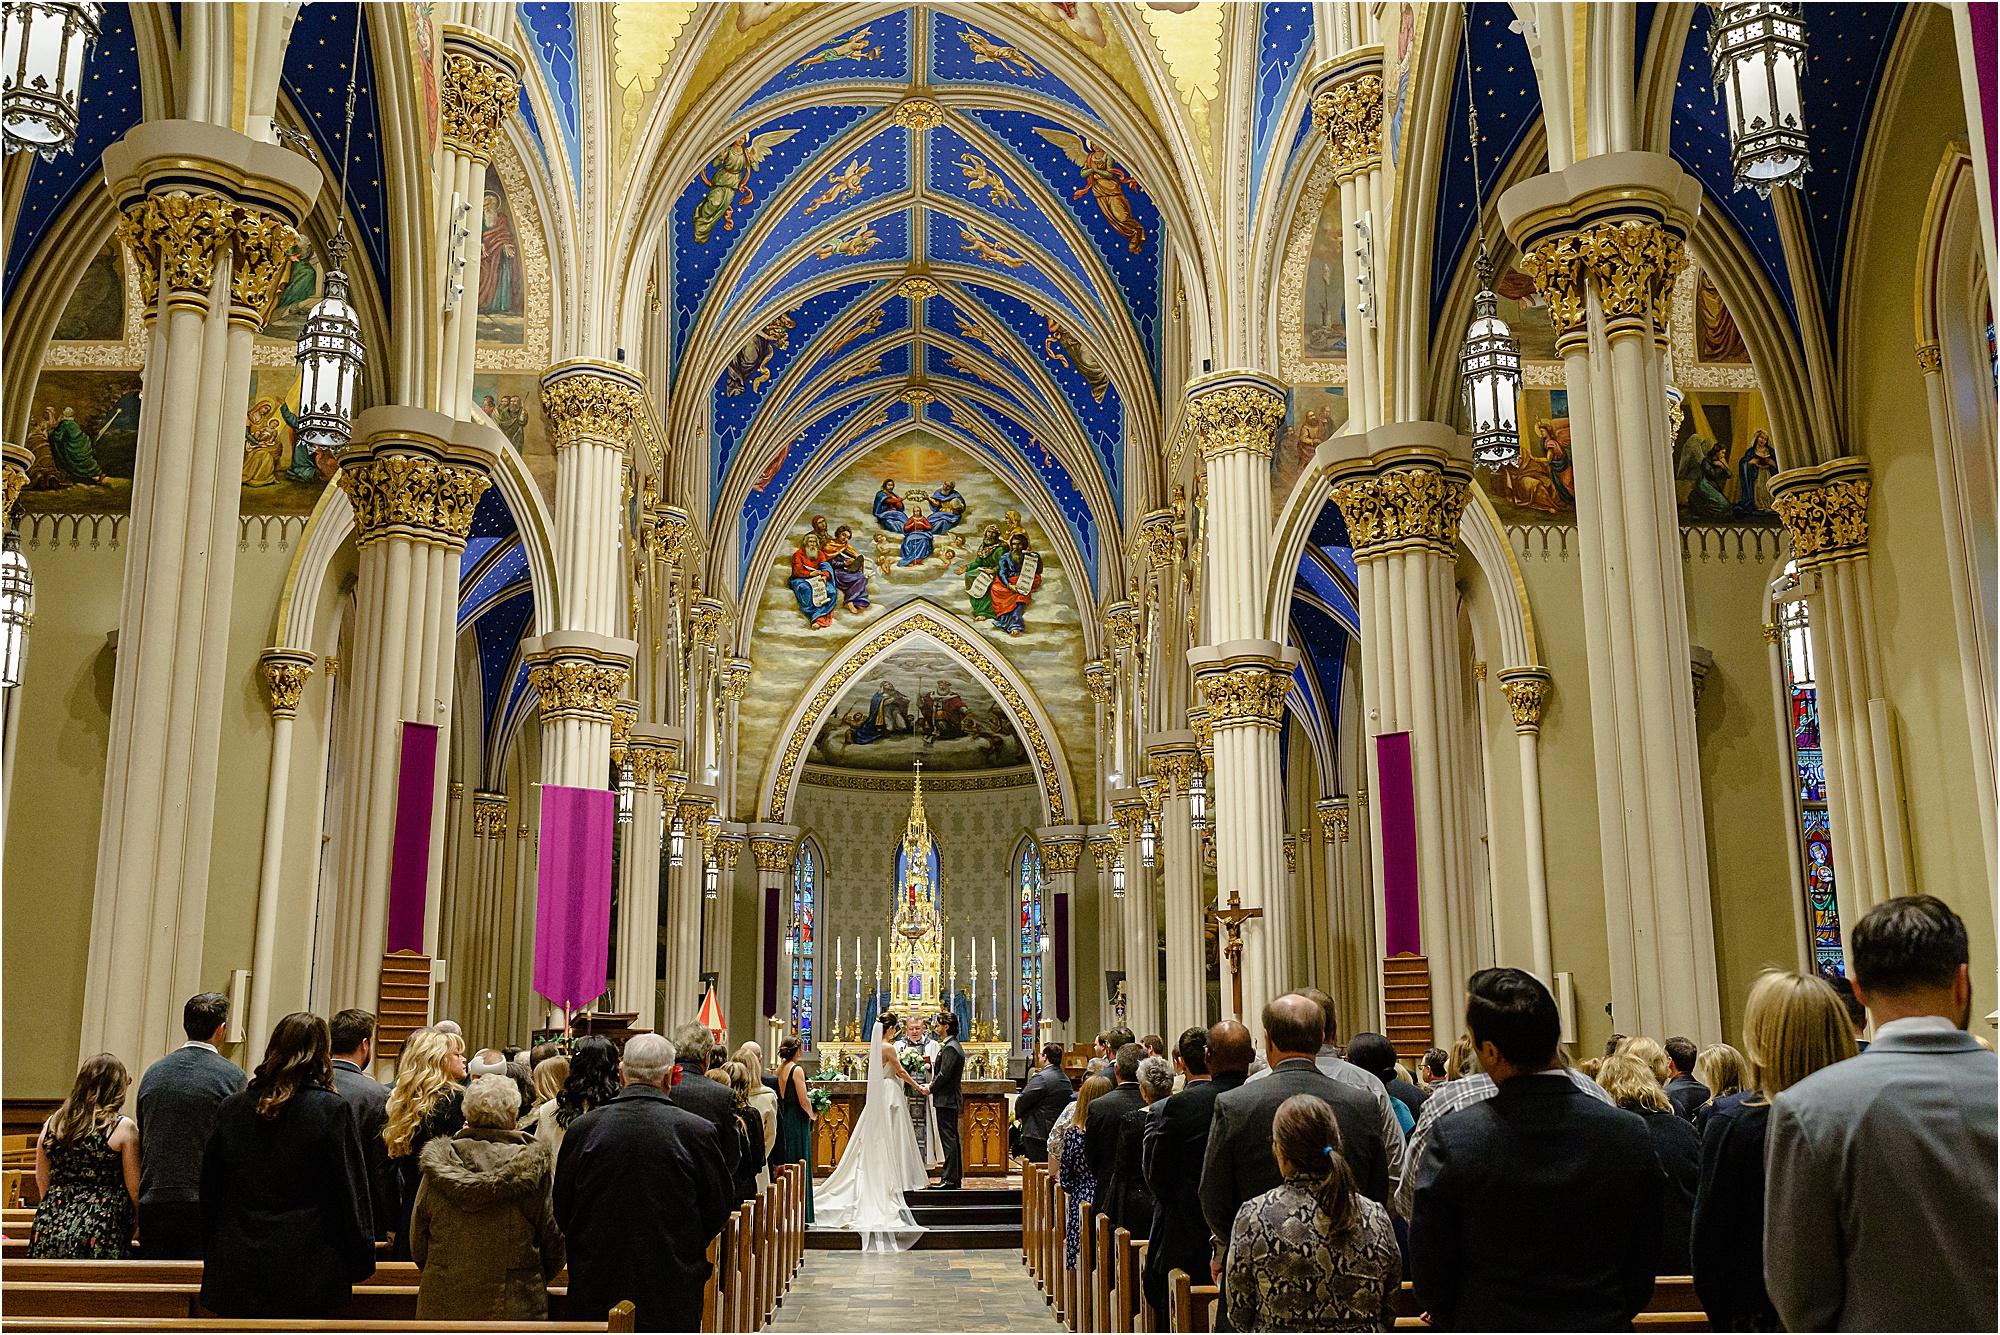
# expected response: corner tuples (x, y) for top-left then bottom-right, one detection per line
(259, 239), (323, 344)
(1300, 195), (1345, 360)
(1696, 272), (1750, 364)
(473, 372), (556, 503)
(477, 164), (526, 345)
(239, 366), (330, 513)
(1273, 385), (1347, 516)
(810, 646), (1028, 772)
(52, 239), (124, 341)
(17, 371), (142, 511)
(1476, 387), (1575, 525)
(738, 435), (1092, 818)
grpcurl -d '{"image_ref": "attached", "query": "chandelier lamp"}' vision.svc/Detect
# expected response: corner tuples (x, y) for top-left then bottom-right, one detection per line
(0, 0), (100, 160)
(1110, 852), (1125, 900)
(1456, 6), (1521, 469)
(294, 5), (366, 455)
(0, 528), (33, 689)
(1707, 2), (1811, 196)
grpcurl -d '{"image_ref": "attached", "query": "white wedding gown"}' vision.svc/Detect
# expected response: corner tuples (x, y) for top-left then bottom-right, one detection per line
(813, 1023), (929, 1252)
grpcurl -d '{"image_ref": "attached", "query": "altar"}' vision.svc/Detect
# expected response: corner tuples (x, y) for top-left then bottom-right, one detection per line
(811, 1079), (1018, 1177)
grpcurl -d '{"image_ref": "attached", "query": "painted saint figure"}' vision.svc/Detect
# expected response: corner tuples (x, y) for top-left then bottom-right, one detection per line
(45, 406), (106, 484)
(874, 479), (910, 532)
(989, 532), (1043, 635)
(1033, 128), (1146, 253)
(691, 128), (800, 244)
(926, 482), (968, 532)
(789, 534), (840, 629)
(478, 191), (521, 314)
(822, 523), (872, 610)
(787, 27), (882, 78)
(1736, 430), (1779, 517)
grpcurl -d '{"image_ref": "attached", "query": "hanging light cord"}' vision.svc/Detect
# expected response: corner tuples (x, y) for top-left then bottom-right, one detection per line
(1460, 4), (1492, 279)
(329, 4), (364, 261)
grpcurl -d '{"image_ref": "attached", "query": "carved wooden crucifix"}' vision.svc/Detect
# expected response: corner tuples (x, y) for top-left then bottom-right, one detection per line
(1208, 890), (1263, 1020)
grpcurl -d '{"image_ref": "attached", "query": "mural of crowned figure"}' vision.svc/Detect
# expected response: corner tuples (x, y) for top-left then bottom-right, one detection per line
(810, 646), (1030, 772)
(738, 434), (1091, 815)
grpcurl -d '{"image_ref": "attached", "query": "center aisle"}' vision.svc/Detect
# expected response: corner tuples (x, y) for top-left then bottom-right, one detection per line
(767, 1249), (1063, 1332)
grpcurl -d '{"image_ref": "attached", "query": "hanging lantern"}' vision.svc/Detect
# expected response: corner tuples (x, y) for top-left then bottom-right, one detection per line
(0, 528), (33, 688)
(615, 762), (634, 828)
(1139, 818), (1157, 870)
(1, 1), (101, 160)
(1111, 853), (1125, 900)
(669, 815), (685, 868)
(1461, 260), (1522, 468)
(1188, 770), (1207, 831)
(704, 857), (719, 901)
(294, 238), (364, 456)
(1707, 2), (1810, 197)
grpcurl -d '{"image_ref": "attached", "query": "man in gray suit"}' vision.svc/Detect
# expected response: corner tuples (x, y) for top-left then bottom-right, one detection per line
(136, 992), (246, 1257)
(1200, 995), (1388, 1281)
(1765, 894), (1997, 1332)
(328, 1008), (393, 1239)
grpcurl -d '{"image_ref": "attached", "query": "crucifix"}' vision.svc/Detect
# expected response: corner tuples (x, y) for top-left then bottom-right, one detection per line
(1208, 890), (1263, 1020)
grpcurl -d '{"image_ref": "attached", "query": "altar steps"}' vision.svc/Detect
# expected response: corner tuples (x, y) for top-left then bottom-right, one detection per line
(807, 1186), (1023, 1250)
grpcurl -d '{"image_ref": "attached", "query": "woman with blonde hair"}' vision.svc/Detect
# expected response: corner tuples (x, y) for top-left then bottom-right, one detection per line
(1693, 971), (1856, 1330)
(717, 1061), (770, 1197)
(731, 1045), (779, 1186)
(1618, 1036), (1674, 1084)
(1692, 1044), (1750, 1131)
(1596, 1054), (1701, 1273)
(1057, 1074), (1111, 1274)
(519, 1055), (569, 1151)
(30, 1054), (139, 1258)
(1443, 1033), (1477, 1082)
(383, 1027), (468, 1258)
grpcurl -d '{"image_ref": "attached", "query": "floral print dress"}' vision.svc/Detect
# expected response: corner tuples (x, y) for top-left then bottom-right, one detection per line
(29, 1119), (133, 1259)
(1056, 1122), (1094, 1270)
(1224, 1175), (1400, 1331)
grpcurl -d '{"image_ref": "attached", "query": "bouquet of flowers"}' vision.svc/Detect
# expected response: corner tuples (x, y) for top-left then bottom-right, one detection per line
(899, 1046), (931, 1078)
(806, 1065), (838, 1114)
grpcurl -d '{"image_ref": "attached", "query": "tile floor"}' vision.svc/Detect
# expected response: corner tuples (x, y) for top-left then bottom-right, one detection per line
(768, 1248), (1062, 1332)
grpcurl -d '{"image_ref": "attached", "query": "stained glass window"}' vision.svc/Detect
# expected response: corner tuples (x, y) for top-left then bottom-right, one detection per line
(790, 841), (818, 1049)
(1018, 841), (1046, 1050)
(1778, 567), (1844, 974)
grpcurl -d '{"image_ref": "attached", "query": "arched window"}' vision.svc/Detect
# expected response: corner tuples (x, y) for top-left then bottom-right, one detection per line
(1777, 565), (1844, 974)
(790, 839), (820, 1048)
(1017, 840), (1046, 1050)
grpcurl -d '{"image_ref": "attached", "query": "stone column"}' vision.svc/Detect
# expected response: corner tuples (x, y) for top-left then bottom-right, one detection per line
(1108, 788), (1158, 1040)
(1184, 372), (1294, 1035)
(247, 650), (316, 1056)
(1036, 827), (1086, 1045)
(1086, 828), (1120, 1030)
(458, 791), (508, 1027)
(1148, 736), (1205, 1037)
(1771, 461), (1912, 952)
(711, 826), (746, 1036)
(1324, 424), (1477, 1032)
(615, 728), (682, 1031)
(325, 410), (497, 1015)
(1310, 49), (1387, 432)
(663, 785), (719, 1028)
(1314, 795), (1372, 1037)
(541, 360), (644, 643)
(1496, 668), (1554, 984)
(434, 26), (520, 418)
(749, 825), (801, 1043)
(1501, 153), (1722, 1040)
(79, 122), (319, 1072)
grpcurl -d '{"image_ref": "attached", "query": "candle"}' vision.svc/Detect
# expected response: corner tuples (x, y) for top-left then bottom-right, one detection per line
(950, 938), (957, 1005)
(969, 936), (976, 1018)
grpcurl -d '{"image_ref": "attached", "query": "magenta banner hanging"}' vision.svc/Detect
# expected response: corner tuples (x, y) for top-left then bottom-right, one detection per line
(1375, 731), (1423, 956)
(1053, 892), (1070, 1020)
(385, 722), (440, 955)
(534, 785), (615, 1009)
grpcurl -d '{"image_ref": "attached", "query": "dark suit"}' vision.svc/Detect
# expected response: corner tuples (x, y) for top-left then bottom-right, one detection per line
(1664, 1073), (1710, 1122)
(1636, 1106), (1700, 1275)
(555, 1084), (734, 1332)
(330, 1059), (393, 1239)
(669, 1066), (743, 1187)
(1015, 1064), (1074, 1164)
(1385, 1073), (1430, 1119)
(136, 1043), (247, 1258)
(931, 1037), (965, 1186)
(1200, 1057), (1389, 1258)
(1104, 1102), (1156, 1236)
(1084, 1081), (1144, 1204)
(1143, 1071), (1245, 1320)
(199, 1084), (376, 1317)
(1690, 1098), (1778, 1330)
(1410, 1072), (1663, 1330)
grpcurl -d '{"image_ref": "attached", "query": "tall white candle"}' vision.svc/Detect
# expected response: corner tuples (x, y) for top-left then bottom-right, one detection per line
(951, 937), (957, 1004)
(969, 936), (976, 1017)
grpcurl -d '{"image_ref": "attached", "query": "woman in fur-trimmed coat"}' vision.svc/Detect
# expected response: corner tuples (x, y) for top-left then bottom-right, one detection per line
(409, 1074), (566, 1320)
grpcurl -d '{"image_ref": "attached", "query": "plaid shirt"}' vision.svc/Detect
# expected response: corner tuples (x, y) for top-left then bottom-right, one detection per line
(1393, 1068), (1614, 1218)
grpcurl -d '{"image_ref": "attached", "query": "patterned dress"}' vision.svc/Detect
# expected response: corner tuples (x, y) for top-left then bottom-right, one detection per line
(29, 1119), (134, 1259)
(1224, 1175), (1400, 1332)
(1056, 1123), (1094, 1270)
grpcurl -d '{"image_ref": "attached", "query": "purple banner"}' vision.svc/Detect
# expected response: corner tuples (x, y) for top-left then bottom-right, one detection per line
(1973, 1), (1997, 236)
(385, 722), (439, 954)
(534, 785), (615, 1009)
(762, 886), (782, 1018)
(1375, 731), (1422, 956)
(1054, 892), (1070, 1021)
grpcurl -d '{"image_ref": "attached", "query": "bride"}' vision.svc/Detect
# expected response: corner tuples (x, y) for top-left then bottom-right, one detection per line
(813, 1012), (931, 1252)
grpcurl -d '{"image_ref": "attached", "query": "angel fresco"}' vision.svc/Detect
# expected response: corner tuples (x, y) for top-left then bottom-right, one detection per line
(802, 158), (872, 215)
(691, 128), (800, 244)
(960, 223), (1028, 268)
(1033, 127), (1146, 253)
(1043, 314), (1110, 403)
(787, 27), (883, 78)
(958, 154), (1024, 209)
(814, 220), (883, 260)
(959, 27), (1044, 77)
(724, 314), (795, 396)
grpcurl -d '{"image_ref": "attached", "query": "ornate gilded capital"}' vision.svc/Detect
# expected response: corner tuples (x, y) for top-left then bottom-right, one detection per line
(338, 455), (492, 547)
(541, 361), (646, 454)
(259, 649), (316, 719)
(4, 441), (33, 515)
(718, 656), (753, 702)
(1082, 659), (1113, 705)
(1103, 601), (1138, 652)
(473, 792), (509, 838)
(610, 699), (639, 766)
(1185, 376), (1286, 462)
(1519, 234), (1588, 349)
(1772, 459), (1871, 569)
(440, 50), (518, 161)
(1283, 836), (1297, 873)
(117, 191), (299, 326)
(1915, 341), (1943, 375)
(1497, 667), (1551, 734)
(1327, 464), (1471, 558)
(1147, 744), (1202, 800)
(1315, 795), (1350, 843)
(1087, 833), (1118, 871)
(528, 655), (631, 723)
(1194, 658), (1290, 730)
(891, 98), (944, 131)
(688, 597), (730, 651)
(1109, 795), (1149, 847)
(628, 737), (682, 793)
(1762, 621), (1781, 646)
(750, 834), (797, 872)
(1039, 837), (1084, 874)
(1138, 507), (1179, 573)
(1577, 220), (1686, 331)
(714, 831), (746, 870)
(1186, 704), (1213, 759)
(1311, 73), (1383, 181)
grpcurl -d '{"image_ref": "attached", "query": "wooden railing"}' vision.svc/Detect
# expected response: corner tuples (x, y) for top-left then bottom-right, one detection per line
(0, 1161), (807, 1333)
(1024, 1159), (1716, 1333)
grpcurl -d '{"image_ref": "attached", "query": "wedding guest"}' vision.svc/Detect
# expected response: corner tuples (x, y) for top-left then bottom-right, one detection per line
(383, 1027), (467, 1257)
(329, 1009), (394, 1240)
(135, 992), (244, 1257)
(555, 1037), (621, 1145)
(712, 1063), (767, 1200)
(1662, 1036), (1710, 1122)
(1084, 1044), (1145, 1221)
(1225, 1094), (1399, 1332)
(671, 1023), (744, 1182)
(1016, 1042), (1074, 1166)
(30, 1054), (139, 1258)
(520, 1055), (569, 1149)
(1143, 1023), (1249, 1324)
(732, 1051), (779, 1181)
(1693, 1043), (1750, 1133)
(1058, 1074), (1111, 1274)
(199, 1013), (375, 1317)
(1106, 1055), (1171, 1245)
(770, 1038), (816, 1223)
(1596, 1053), (1701, 1274)
(1418, 1048), (1448, 1091)
(409, 1073), (564, 1320)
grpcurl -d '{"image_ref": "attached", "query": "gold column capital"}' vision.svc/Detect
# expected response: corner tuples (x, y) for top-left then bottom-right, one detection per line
(718, 656), (753, 702)
(337, 453), (492, 547)
(1519, 233), (1589, 350)
(1915, 341), (1943, 375)
(1577, 219), (1687, 332)
(714, 830), (746, 870)
(1192, 654), (1292, 731)
(258, 648), (316, 719)
(1103, 601), (1138, 651)
(439, 49), (519, 162)
(1772, 457), (1871, 569)
(1185, 372), (1286, 462)
(1185, 704), (1214, 764)
(1138, 506), (1180, 573)
(628, 735), (684, 792)
(749, 833), (797, 872)
(1496, 666), (1552, 734)
(1327, 456), (1473, 559)
(1082, 659), (1113, 704)
(4, 441), (33, 514)
(541, 359), (646, 454)
(688, 597), (730, 651)
(1311, 72), (1384, 182)
(1038, 835), (1084, 874)
(1146, 738), (1202, 799)
(526, 640), (633, 724)
(473, 791), (510, 838)
(1316, 795), (1351, 843)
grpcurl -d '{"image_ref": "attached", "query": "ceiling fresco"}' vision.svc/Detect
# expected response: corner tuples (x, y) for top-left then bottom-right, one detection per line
(808, 644), (1030, 772)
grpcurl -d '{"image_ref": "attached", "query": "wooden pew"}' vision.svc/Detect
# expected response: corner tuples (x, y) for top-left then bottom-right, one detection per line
(0, 1283), (636, 1324)
(1115, 1229), (1147, 1332)
(1051, 1181), (1068, 1322)
(1166, 1270), (1216, 1334)
(2, 1299), (637, 1333)
(1093, 1212), (1114, 1333)
(1074, 1200), (1095, 1333)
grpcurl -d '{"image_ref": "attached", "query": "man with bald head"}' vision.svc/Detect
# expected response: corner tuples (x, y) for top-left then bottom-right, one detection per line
(1248, 986), (1407, 1204)
(1200, 995), (1390, 1303)
(1142, 1022), (1252, 1324)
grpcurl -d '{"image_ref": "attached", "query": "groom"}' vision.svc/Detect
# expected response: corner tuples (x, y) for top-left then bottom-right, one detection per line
(930, 1011), (965, 1189)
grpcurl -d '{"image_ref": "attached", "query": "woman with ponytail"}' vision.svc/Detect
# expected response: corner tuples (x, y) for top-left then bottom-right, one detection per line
(1224, 1093), (1400, 1331)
